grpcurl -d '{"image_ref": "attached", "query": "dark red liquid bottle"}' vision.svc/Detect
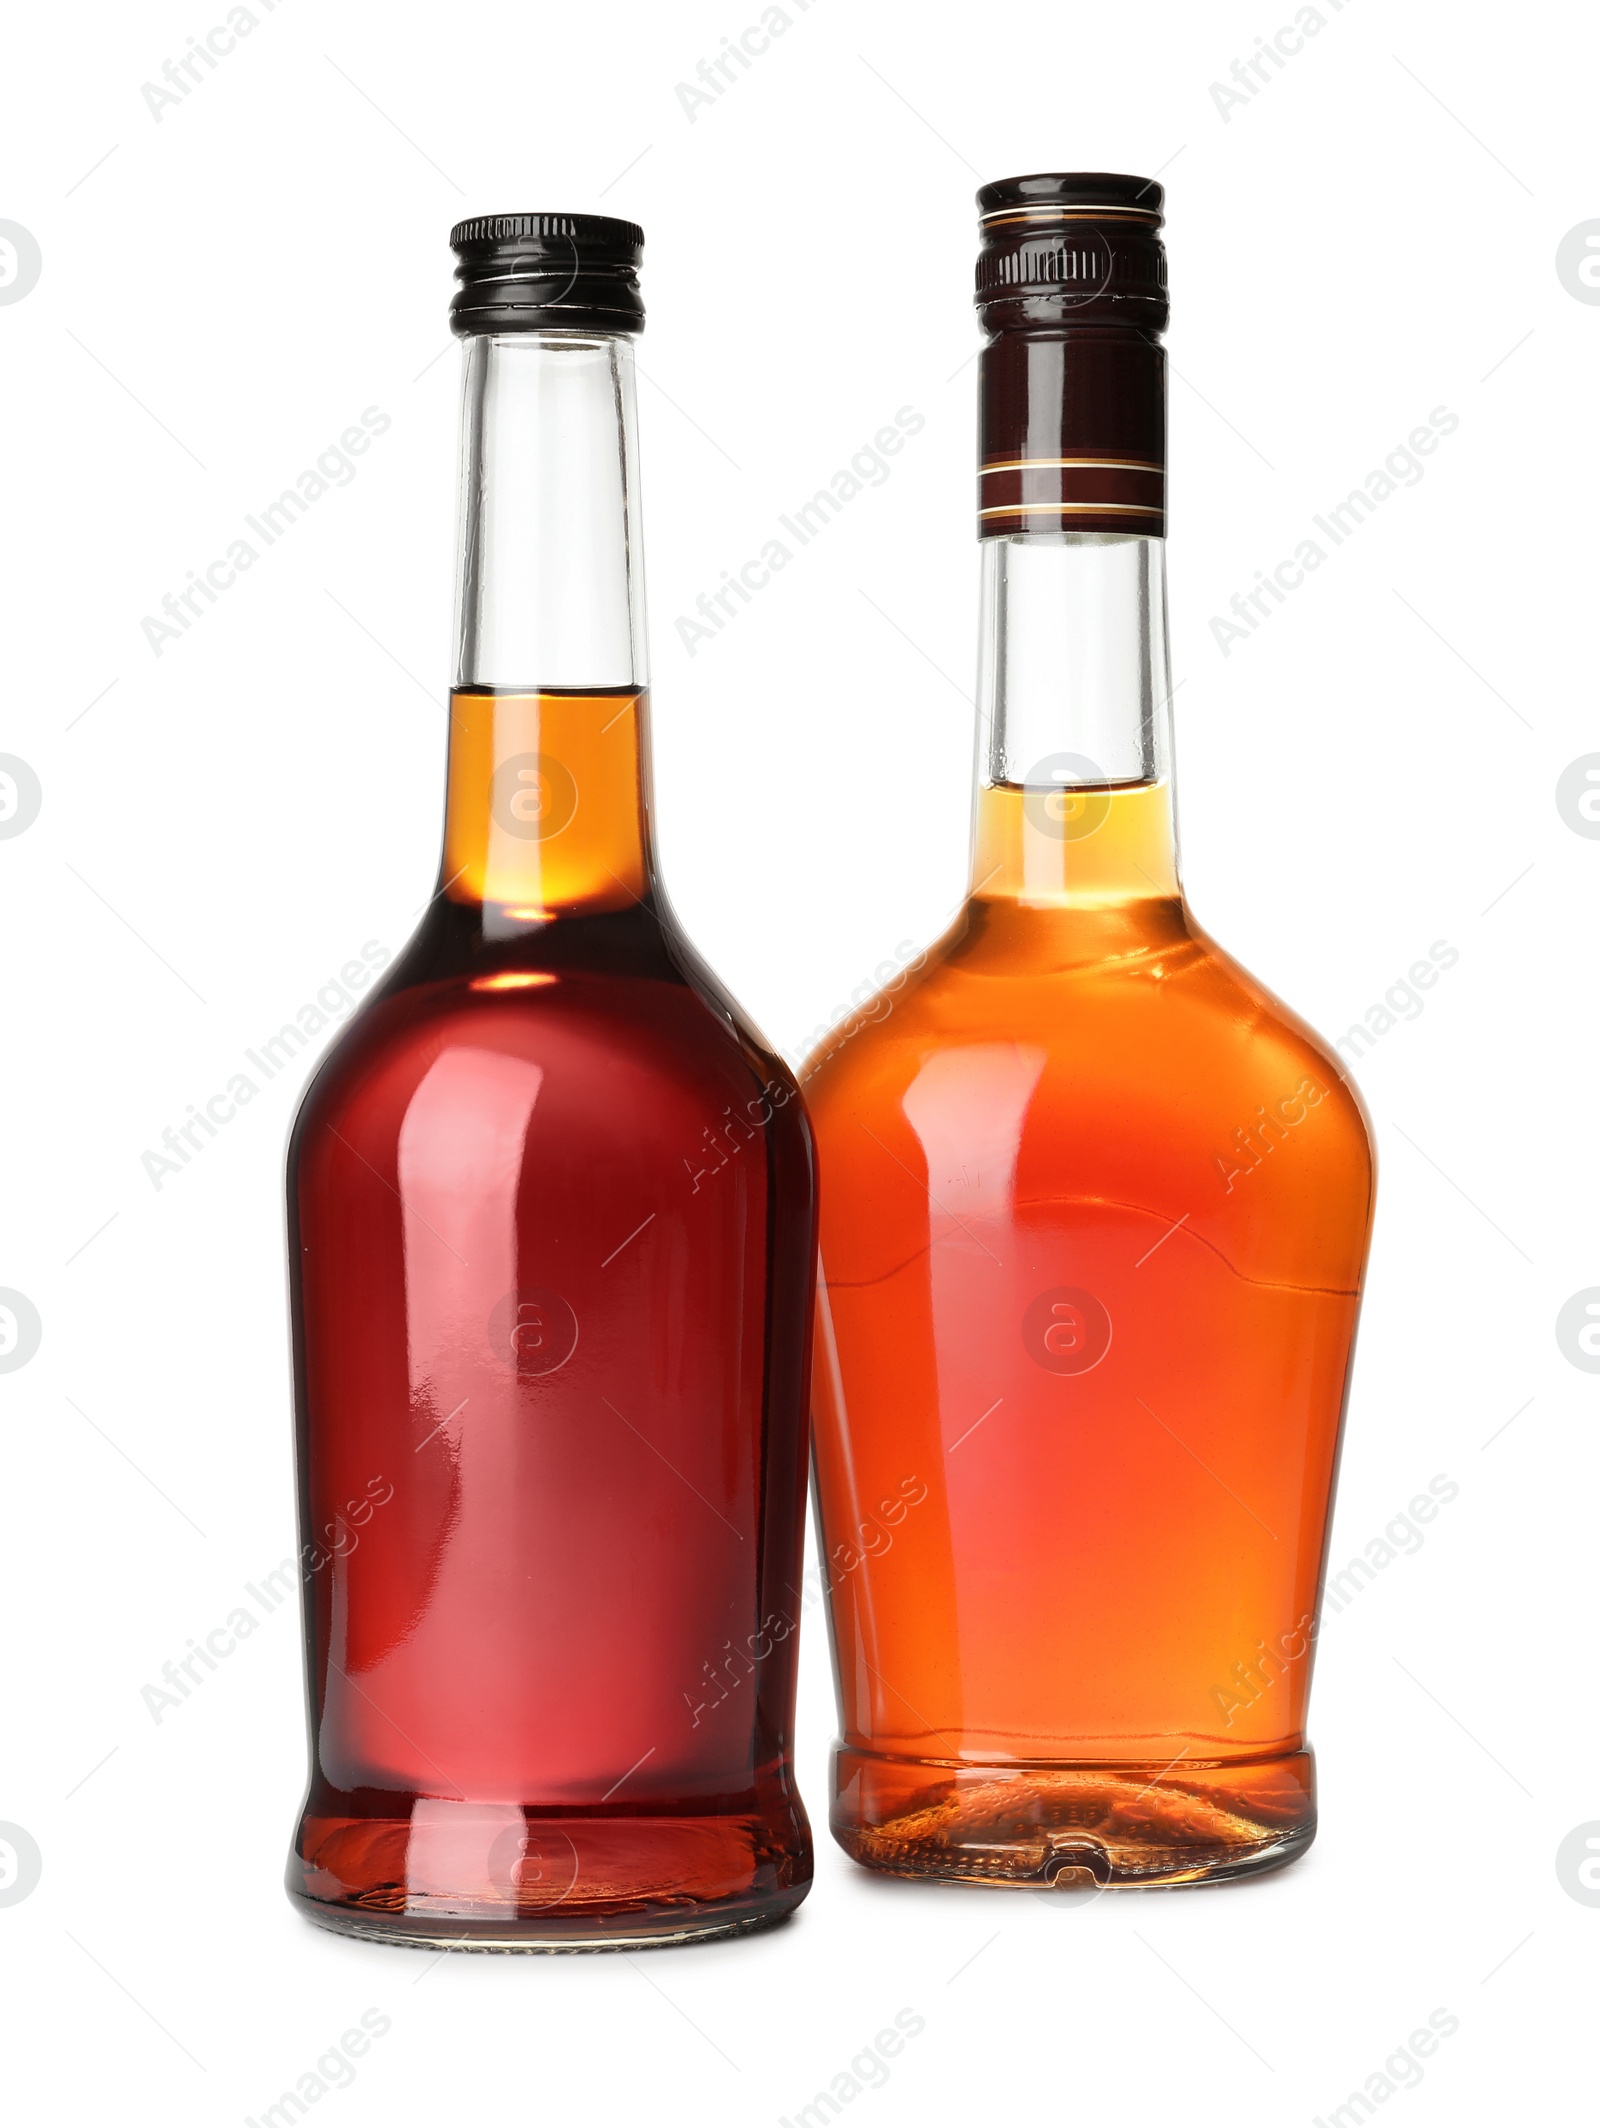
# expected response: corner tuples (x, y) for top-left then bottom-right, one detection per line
(283, 215), (815, 1947)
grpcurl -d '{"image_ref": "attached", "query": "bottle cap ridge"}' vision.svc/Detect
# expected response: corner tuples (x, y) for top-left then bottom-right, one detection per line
(449, 212), (645, 336)
(976, 172), (1168, 335)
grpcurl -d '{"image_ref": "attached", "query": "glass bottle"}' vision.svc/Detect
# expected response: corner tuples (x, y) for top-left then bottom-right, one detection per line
(285, 214), (815, 1947)
(803, 174), (1375, 1888)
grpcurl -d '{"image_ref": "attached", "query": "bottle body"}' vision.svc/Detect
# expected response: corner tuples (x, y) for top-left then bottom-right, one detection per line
(284, 275), (815, 1946)
(806, 815), (1372, 1885)
(288, 823), (815, 1944)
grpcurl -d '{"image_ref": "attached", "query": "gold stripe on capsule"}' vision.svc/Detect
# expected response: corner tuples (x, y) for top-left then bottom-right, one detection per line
(979, 501), (1165, 518)
(980, 206), (1161, 227)
(981, 457), (1164, 474)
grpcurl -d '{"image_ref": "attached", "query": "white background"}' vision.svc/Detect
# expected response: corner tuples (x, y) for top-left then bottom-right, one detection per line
(1, 1), (1594, 2121)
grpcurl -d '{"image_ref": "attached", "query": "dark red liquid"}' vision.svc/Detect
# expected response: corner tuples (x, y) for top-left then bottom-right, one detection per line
(285, 691), (815, 1945)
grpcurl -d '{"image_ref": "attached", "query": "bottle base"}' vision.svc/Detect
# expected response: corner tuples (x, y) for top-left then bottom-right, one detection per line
(832, 1745), (1315, 1889)
(288, 1800), (810, 1952)
(289, 1888), (803, 1953)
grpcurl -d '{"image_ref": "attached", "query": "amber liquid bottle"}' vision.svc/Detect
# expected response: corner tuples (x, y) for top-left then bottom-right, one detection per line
(284, 215), (815, 1947)
(804, 174), (1375, 1887)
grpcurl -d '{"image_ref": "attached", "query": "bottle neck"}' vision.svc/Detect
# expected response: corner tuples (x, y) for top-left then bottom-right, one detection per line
(971, 532), (1179, 911)
(443, 332), (653, 925)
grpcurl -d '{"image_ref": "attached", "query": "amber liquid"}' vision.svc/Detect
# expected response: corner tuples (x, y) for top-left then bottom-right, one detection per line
(286, 689), (816, 1946)
(805, 780), (1374, 1886)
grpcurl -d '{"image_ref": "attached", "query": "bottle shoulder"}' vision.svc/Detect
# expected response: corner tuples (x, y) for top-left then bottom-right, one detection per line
(803, 899), (1372, 1164)
(292, 900), (804, 1157)
(805, 904), (1373, 1297)
(812, 898), (1353, 1089)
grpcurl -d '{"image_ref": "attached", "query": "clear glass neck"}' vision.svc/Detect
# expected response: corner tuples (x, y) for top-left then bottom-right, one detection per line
(972, 533), (1179, 909)
(441, 332), (654, 930)
(453, 331), (647, 690)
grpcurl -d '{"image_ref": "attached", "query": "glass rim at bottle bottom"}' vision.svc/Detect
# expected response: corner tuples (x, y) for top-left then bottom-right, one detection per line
(831, 1742), (1317, 1890)
(287, 1884), (807, 1952)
